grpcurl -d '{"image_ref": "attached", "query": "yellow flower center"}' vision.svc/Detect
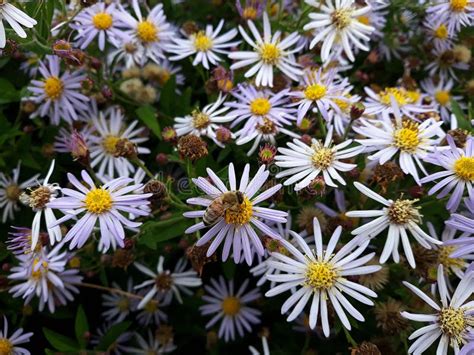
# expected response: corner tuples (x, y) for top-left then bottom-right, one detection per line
(44, 76), (64, 100)
(221, 296), (241, 316)
(0, 338), (13, 355)
(92, 12), (113, 30)
(117, 298), (130, 311)
(102, 135), (120, 155)
(155, 273), (173, 291)
(156, 68), (171, 86)
(311, 146), (334, 170)
(29, 186), (52, 210)
(434, 24), (448, 39)
(31, 258), (49, 280)
(194, 31), (213, 52)
(224, 196), (253, 225)
(137, 20), (158, 43)
(331, 9), (352, 29)
(438, 307), (473, 345)
(243, 7), (258, 20)
(305, 261), (338, 290)
(357, 15), (370, 26)
(191, 110), (210, 129)
(379, 87), (419, 106)
(393, 121), (420, 153)
(259, 43), (281, 64)
(250, 97), (271, 116)
(5, 184), (21, 201)
(304, 84), (327, 101)
(438, 246), (465, 272)
(334, 97), (350, 112)
(144, 300), (158, 313)
(454, 156), (474, 181)
(435, 90), (450, 106)
(84, 188), (113, 214)
(387, 199), (421, 225)
(450, 0), (468, 11)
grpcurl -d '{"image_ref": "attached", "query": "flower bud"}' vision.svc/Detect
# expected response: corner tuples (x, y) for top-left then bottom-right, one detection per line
(215, 126), (232, 145)
(162, 127), (177, 144)
(258, 143), (277, 165)
(178, 135), (208, 161)
(350, 102), (365, 120)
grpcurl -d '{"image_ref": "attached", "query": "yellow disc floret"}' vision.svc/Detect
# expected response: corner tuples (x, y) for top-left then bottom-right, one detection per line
(331, 9), (352, 29)
(450, 0), (468, 12)
(0, 338), (13, 355)
(454, 156), (474, 181)
(438, 307), (473, 345)
(311, 146), (334, 170)
(434, 24), (448, 39)
(250, 97), (272, 116)
(387, 199), (421, 225)
(44, 76), (64, 100)
(438, 246), (465, 273)
(191, 110), (210, 129)
(194, 31), (213, 52)
(102, 135), (120, 155)
(92, 12), (113, 30)
(304, 84), (327, 101)
(137, 20), (158, 43)
(224, 196), (253, 225)
(259, 43), (281, 64)
(305, 261), (338, 290)
(435, 90), (450, 106)
(221, 296), (241, 316)
(393, 121), (420, 153)
(84, 188), (113, 214)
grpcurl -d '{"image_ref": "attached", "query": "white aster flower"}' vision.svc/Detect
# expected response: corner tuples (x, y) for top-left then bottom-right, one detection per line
(168, 20), (240, 69)
(275, 127), (362, 190)
(8, 245), (82, 314)
(265, 217), (381, 337)
(421, 77), (464, 123)
(135, 291), (169, 326)
(0, 162), (39, 223)
(0, 316), (33, 355)
(115, 0), (174, 65)
(108, 36), (146, 69)
(200, 277), (261, 342)
(47, 170), (151, 252)
(229, 12), (303, 87)
(72, 2), (123, 50)
(303, 0), (375, 63)
(0, 1), (37, 48)
(102, 278), (136, 323)
(421, 135), (474, 212)
(122, 331), (176, 354)
(354, 97), (443, 184)
(291, 68), (351, 126)
(174, 93), (234, 147)
(423, 20), (457, 51)
(184, 163), (287, 265)
(225, 84), (296, 133)
(88, 105), (150, 178)
(19, 160), (62, 250)
(134, 256), (202, 308)
(346, 182), (442, 268)
(425, 47), (470, 82)
(427, 0), (474, 36)
(363, 86), (431, 121)
(26, 55), (90, 125)
(401, 264), (474, 354)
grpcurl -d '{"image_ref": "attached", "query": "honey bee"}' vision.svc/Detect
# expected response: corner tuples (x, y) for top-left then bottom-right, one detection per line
(203, 191), (244, 226)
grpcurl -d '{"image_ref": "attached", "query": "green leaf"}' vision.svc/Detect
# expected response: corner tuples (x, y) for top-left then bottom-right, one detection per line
(75, 305), (89, 349)
(222, 260), (236, 280)
(136, 105), (161, 138)
(43, 328), (79, 352)
(138, 216), (193, 249)
(96, 321), (131, 351)
(159, 75), (177, 115)
(0, 79), (19, 104)
(451, 99), (471, 130)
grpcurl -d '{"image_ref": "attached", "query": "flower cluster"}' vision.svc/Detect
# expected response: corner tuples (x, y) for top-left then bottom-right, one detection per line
(0, 0), (473, 353)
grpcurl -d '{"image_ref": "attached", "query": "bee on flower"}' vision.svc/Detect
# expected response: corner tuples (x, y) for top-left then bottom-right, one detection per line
(184, 163), (287, 265)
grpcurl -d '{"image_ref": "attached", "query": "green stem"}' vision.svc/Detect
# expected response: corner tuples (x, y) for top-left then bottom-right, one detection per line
(132, 159), (155, 180)
(343, 326), (357, 347)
